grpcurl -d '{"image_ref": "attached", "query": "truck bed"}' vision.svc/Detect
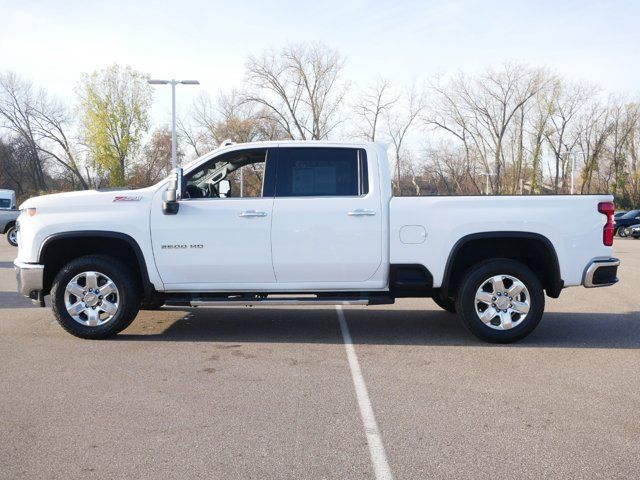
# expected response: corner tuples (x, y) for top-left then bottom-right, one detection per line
(390, 195), (613, 288)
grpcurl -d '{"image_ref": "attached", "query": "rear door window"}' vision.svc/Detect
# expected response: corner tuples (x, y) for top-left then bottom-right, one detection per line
(275, 148), (368, 197)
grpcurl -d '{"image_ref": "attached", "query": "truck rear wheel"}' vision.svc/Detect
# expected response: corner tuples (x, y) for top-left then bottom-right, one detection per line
(456, 259), (545, 343)
(6, 225), (17, 246)
(51, 255), (140, 339)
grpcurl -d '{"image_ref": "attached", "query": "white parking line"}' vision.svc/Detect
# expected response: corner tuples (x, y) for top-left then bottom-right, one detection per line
(336, 306), (394, 480)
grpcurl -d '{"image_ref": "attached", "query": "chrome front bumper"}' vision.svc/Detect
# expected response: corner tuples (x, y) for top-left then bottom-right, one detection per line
(583, 258), (620, 288)
(14, 260), (44, 302)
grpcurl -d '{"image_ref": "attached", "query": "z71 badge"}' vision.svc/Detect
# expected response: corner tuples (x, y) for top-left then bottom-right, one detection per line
(113, 195), (142, 202)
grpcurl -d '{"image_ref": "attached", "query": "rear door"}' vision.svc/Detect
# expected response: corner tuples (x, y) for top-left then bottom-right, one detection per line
(270, 146), (383, 283)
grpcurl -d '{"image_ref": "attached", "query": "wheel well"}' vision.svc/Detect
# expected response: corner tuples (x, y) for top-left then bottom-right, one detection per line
(4, 221), (15, 233)
(442, 234), (562, 299)
(40, 233), (152, 298)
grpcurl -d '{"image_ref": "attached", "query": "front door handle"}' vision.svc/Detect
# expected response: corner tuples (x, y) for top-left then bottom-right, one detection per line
(239, 210), (268, 218)
(347, 209), (376, 216)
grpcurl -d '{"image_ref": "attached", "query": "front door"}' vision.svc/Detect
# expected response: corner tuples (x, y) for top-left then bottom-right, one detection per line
(150, 148), (276, 289)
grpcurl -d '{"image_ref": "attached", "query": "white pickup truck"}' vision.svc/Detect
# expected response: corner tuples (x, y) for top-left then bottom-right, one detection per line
(14, 141), (619, 342)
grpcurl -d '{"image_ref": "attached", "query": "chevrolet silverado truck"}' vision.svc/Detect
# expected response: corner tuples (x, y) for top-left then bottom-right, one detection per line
(14, 141), (620, 342)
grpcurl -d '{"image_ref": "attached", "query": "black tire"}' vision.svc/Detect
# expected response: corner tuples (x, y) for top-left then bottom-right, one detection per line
(432, 295), (456, 313)
(6, 225), (17, 246)
(140, 295), (165, 310)
(455, 258), (545, 343)
(51, 255), (140, 339)
(618, 227), (628, 237)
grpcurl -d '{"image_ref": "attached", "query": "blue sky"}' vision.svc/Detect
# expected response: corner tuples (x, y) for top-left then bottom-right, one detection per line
(1, 0), (638, 127)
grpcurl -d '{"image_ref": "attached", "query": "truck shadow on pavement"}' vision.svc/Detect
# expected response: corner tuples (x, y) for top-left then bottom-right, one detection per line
(0, 291), (36, 308)
(118, 307), (640, 349)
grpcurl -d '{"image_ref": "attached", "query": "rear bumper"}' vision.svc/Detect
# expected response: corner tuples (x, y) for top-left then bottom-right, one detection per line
(583, 258), (620, 288)
(14, 260), (44, 304)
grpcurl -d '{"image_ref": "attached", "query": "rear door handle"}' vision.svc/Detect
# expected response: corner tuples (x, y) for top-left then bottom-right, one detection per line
(239, 210), (268, 218)
(347, 209), (376, 216)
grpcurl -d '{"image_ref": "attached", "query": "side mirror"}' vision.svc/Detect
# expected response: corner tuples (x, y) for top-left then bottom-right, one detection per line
(218, 179), (231, 197)
(163, 167), (183, 215)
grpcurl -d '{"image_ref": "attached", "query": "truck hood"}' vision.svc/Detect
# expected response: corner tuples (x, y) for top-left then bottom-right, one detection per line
(19, 187), (158, 210)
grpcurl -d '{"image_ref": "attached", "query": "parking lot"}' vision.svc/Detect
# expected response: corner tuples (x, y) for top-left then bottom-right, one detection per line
(1, 239), (639, 480)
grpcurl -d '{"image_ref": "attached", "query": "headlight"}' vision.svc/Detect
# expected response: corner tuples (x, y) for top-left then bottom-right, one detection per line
(20, 207), (37, 217)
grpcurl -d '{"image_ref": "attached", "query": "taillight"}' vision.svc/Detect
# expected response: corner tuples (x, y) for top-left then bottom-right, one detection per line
(598, 202), (615, 246)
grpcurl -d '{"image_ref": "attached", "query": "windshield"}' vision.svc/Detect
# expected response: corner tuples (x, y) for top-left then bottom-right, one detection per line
(619, 210), (640, 219)
(0, 199), (11, 209)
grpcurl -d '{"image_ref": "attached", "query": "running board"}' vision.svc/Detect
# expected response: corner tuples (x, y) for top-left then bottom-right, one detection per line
(190, 298), (370, 307)
(165, 293), (394, 307)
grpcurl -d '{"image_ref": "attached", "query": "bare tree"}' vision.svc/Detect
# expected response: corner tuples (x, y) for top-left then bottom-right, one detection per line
(0, 72), (48, 191)
(244, 42), (348, 140)
(0, 72), (94, 191)
(426, 65), (550, 194)
(525, 87), (554, 193)
(180, 90), (288, 157)
(543, 81), (595, 192)
(386, 84), (426, 195)
(31, 97), (90, 189)
(353, 78), (398, 141)
(573, 100), (612, 194)
(469, 65), (549, 193)
(608, 99), (639, 198)
(0, 137), (36, 197)
(426, 142), (475, 194)
(425, 75), (484, 194)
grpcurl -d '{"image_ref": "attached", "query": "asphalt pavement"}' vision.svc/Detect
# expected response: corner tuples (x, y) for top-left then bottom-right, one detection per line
(0, 238), (638, 479)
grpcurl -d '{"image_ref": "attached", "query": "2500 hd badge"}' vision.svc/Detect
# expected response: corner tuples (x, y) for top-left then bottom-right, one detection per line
(161, 244), (204, 250)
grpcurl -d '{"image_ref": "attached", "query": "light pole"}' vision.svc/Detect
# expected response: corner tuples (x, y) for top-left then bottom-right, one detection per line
(479, 171), (495, 195)
(148, 79), (200, 169)
(567, 151), (587, 194)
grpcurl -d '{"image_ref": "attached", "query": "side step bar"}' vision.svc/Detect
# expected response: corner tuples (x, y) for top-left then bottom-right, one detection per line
(191, 298), (369, 307)
(165, 293), (394, 307)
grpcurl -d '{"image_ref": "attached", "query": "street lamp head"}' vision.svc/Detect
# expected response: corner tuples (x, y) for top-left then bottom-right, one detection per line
(147, 76), (200, 170)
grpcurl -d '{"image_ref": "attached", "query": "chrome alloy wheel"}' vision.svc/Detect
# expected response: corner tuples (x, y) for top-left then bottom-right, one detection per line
(64, 271), (120, 327)
(8, 228), (17, 245)
(474, 275), (530, 330)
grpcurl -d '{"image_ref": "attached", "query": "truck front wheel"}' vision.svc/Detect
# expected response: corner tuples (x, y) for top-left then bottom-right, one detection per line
(51, 255), (140, 339)
(456, 259), (545, 343)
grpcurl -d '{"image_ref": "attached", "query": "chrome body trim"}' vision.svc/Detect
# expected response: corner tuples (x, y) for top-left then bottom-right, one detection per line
(14, 260), (44, 298)
(583, 258), (620, 288)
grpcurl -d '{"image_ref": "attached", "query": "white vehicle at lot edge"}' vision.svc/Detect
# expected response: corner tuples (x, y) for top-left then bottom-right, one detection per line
(14, 141), (620, 343)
